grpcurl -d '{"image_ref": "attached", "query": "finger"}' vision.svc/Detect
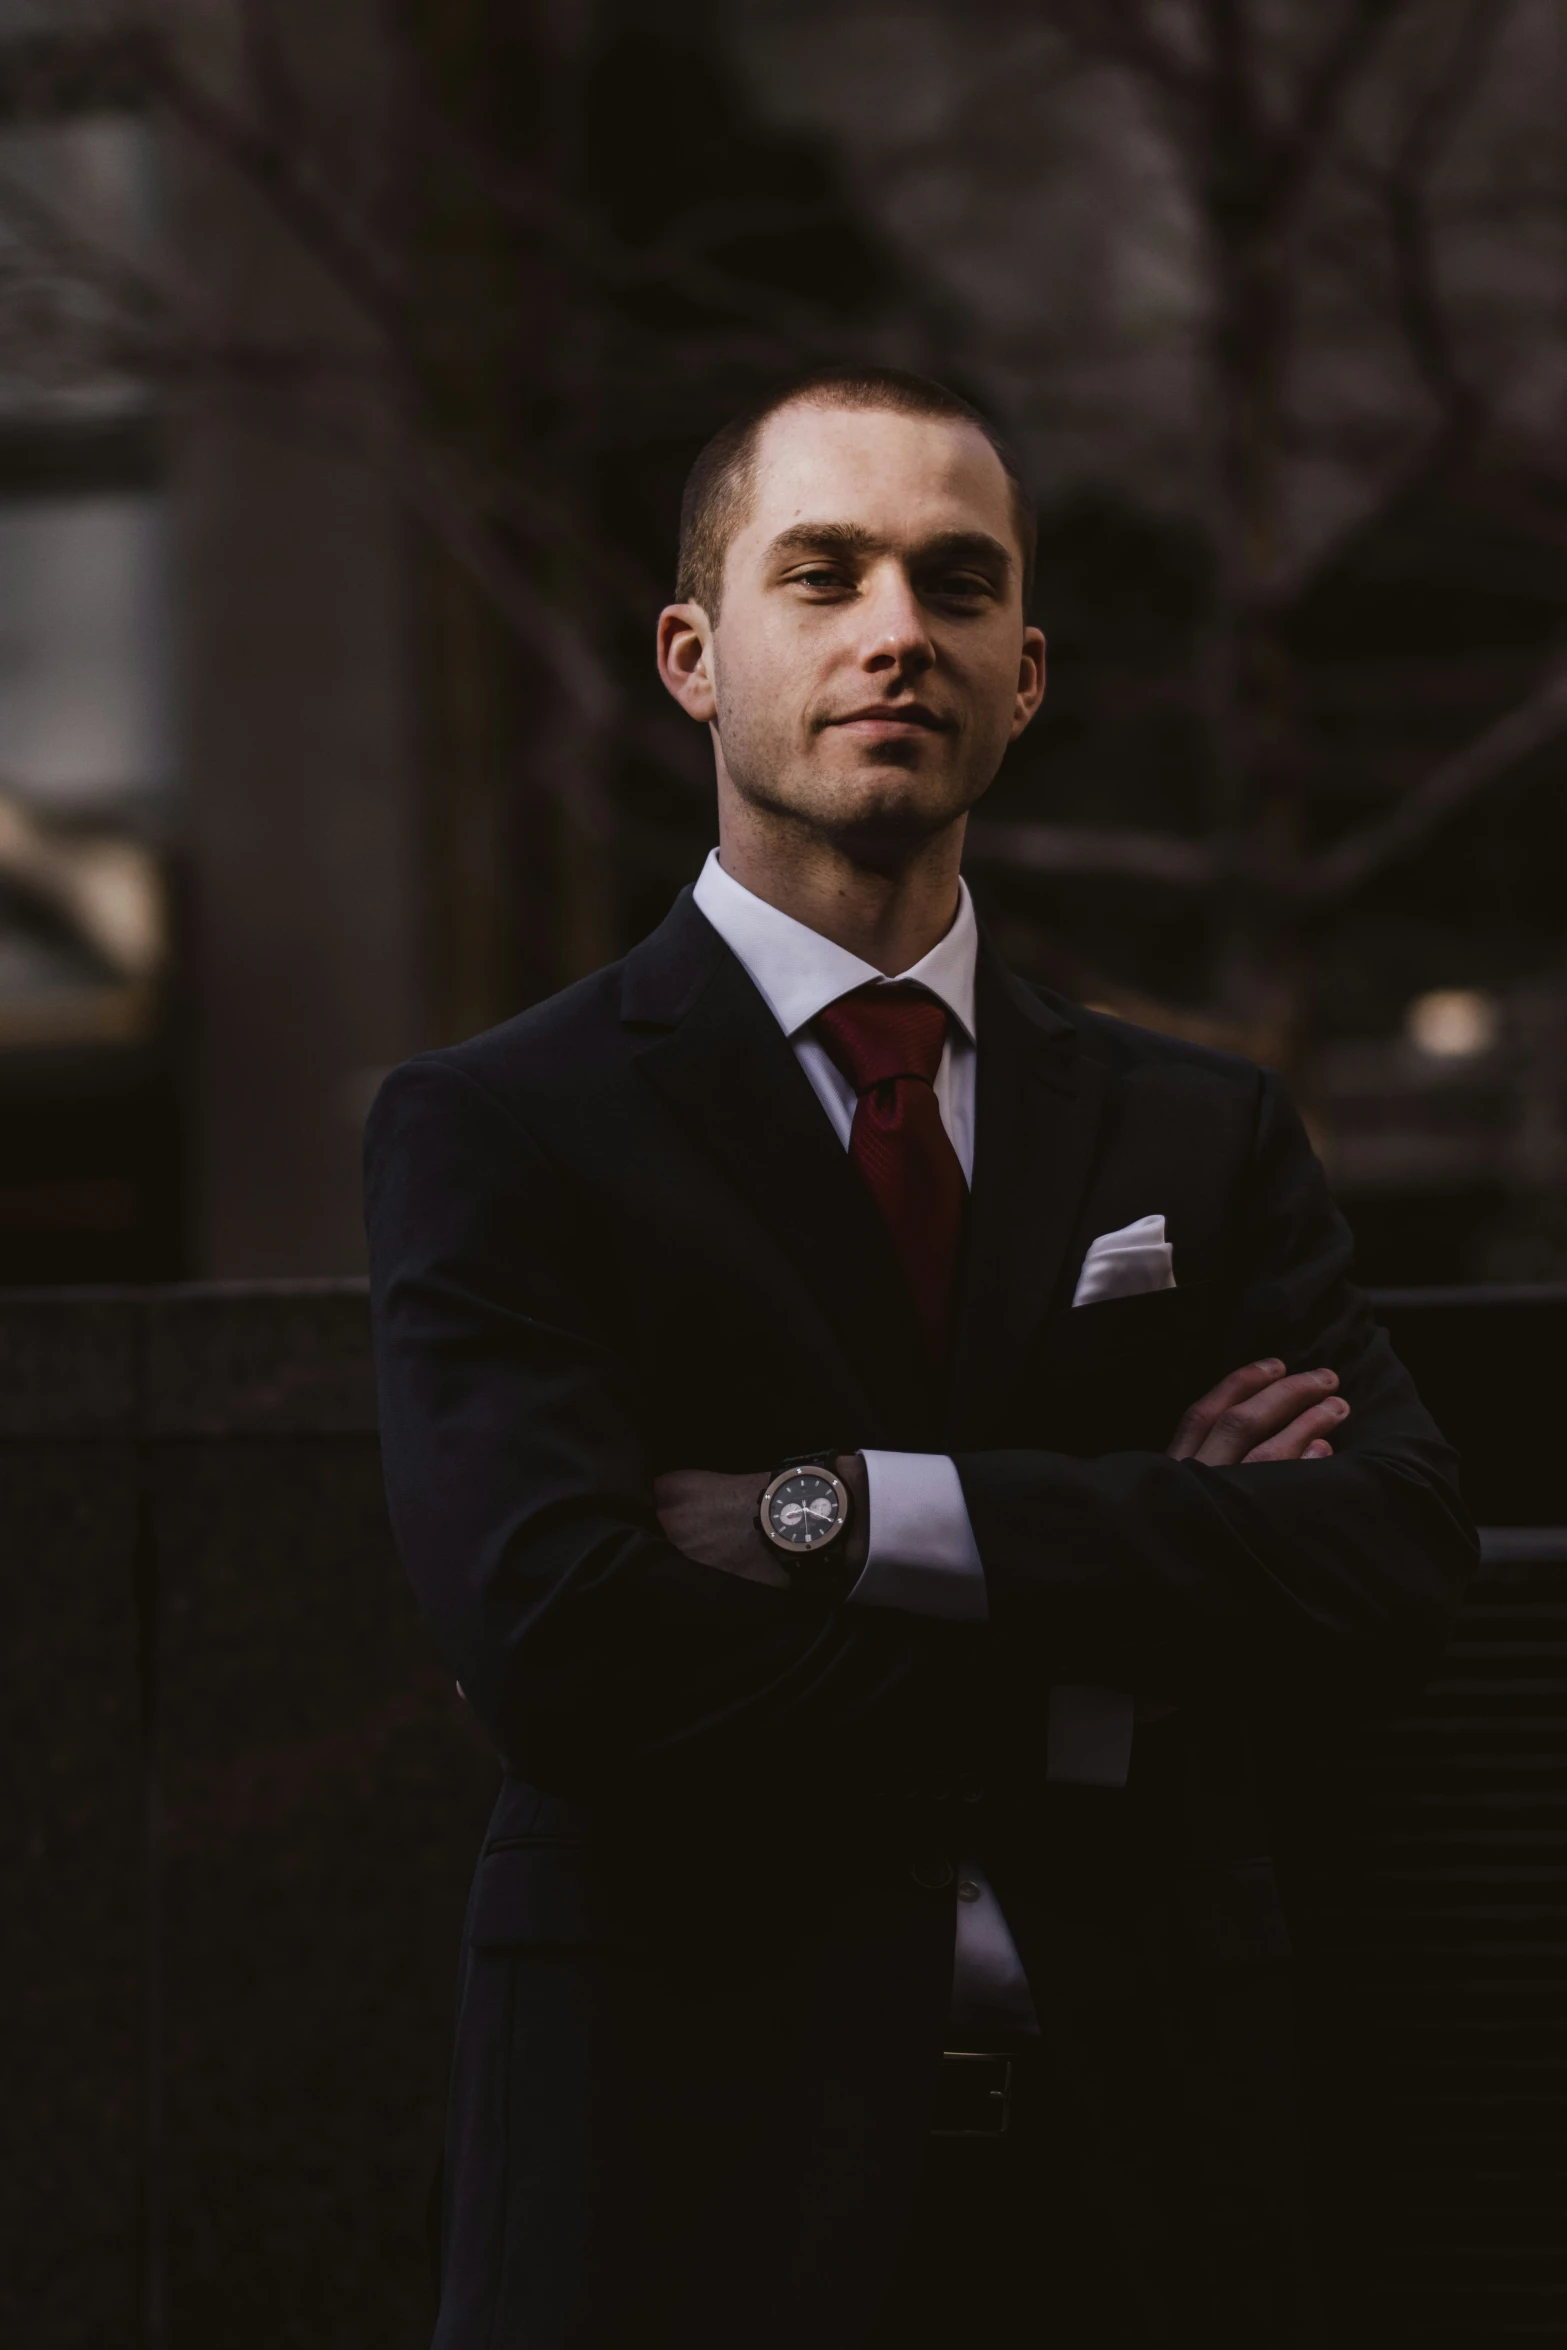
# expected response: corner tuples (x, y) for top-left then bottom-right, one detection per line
(1166, 1359), (1287, 1459)
(1192, 1374), (1341, 1464)
(1189, 1370), (1342, 1465)
(1303, 1441), (1333, 1460)
(1241, 1397), (1351, 1463)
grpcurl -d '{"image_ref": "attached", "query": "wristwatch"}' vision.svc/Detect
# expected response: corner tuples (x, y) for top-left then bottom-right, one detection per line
(756, 1450), (854, 1586)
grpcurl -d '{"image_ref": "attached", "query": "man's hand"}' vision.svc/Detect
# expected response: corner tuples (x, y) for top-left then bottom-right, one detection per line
(1166, 1359), (1349, 1465)
(654, 1456), (870, 1587)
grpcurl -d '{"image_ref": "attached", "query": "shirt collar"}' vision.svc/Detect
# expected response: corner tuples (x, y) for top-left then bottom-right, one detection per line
(690, 847), (978, 1043)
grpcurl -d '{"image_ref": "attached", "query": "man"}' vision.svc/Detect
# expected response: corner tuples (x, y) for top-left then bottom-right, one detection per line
(366, 366), (1474, 2348)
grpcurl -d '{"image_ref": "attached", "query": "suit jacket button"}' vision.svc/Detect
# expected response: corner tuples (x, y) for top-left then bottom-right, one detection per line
(957, 1879), (982, 1903)
(911, 1856), (954, 1890)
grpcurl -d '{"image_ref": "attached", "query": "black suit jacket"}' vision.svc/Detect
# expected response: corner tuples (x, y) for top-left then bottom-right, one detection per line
(365, 888), (1475, 2349)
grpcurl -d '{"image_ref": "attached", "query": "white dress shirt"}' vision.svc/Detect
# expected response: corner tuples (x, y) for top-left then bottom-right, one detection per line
(690, 851), (987, 1597)
(691, 848), (1039, 2033)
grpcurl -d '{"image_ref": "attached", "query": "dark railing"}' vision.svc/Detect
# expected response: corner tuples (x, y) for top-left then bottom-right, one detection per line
(3, 1282), (1564, 2349)
(1337, 1289), (1567, 2346)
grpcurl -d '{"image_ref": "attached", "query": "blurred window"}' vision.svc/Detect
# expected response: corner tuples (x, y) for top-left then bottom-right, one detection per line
(0, 47), (181, 1276)
(0, 90), (171, 814)
(0, 492), (173, 814)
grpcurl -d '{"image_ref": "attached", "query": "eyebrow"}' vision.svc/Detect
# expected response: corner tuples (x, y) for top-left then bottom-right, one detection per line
(764, 520), (1014, 579)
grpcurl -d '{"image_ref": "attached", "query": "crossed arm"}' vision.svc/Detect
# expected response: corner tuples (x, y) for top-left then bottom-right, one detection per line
(367, 1058), (1476, 1795)
(654, 1358), (1355, 1590)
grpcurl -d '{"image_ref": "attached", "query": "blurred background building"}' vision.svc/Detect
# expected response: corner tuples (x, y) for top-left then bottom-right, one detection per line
(0, 0), (1564, 1285)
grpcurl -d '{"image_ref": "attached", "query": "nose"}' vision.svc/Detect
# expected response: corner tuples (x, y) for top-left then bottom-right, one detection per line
(858, 560), (934, 679)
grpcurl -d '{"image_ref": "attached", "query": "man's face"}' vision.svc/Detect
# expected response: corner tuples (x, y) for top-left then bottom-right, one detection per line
(662, 402), (1046, 858)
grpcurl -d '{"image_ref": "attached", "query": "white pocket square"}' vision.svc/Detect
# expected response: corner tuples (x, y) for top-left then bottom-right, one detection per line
(1071, 1213), (1176, 1309)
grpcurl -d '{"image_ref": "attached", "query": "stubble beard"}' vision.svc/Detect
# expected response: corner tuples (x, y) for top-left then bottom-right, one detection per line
(714, 695), (982, 875)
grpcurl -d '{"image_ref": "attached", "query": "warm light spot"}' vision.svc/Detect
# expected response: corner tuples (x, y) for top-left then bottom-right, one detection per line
(1406, 988), (1499, 1060)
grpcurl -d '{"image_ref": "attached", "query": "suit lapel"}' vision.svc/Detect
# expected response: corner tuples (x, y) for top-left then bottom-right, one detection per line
(947, 937), (1110, 1443)
(626, 891), (937, 1437)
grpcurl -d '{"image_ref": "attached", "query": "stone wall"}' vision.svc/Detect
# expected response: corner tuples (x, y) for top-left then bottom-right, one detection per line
(1, 1283), (497, 2350)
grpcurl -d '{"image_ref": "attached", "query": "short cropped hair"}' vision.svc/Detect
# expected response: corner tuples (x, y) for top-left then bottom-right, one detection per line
(676, 365), (1037, 620)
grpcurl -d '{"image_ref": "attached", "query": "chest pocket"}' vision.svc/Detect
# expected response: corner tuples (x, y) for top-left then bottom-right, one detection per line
(1027, 1283), (1211, 1455)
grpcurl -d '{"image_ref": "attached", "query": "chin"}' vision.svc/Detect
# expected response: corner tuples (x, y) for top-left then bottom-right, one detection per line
(822, 757), (967, 832)
(729, 742), (975, 858)
(815, 777), (968, 864)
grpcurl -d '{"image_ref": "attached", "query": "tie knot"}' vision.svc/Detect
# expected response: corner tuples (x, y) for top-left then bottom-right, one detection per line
(814, 983), (949, 1095)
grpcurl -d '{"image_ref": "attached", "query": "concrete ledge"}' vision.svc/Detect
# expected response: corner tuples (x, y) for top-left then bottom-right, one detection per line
(0, 1291), (139, 1438)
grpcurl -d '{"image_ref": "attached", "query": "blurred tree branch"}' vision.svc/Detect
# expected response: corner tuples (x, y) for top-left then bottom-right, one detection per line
(129, 9), (412, 350)
(2, 0), (1563, 1036)
(1270, 0), (1410, 203)
(1008, 0), (1559, 1056)
(0, 1), (841, 796)
(1041, 1), (1202, 105)
(1368, 0), (1502, 442)
(971, 645), (1567, 898)
(1308, 649), (1567, 896)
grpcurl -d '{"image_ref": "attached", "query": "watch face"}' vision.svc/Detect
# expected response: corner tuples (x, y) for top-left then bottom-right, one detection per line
(765, 1470), (843, 1551)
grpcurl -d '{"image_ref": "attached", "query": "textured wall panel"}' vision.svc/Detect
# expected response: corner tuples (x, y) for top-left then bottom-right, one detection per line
(0, 1285), (143, 2348)
(1352, 1530), (1567, 2344)
(150, 1293), (495, 2350)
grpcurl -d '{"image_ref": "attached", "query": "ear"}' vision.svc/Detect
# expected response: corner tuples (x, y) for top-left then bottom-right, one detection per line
(1009, 626), (1047, 742)
(657, 603), (717, 723)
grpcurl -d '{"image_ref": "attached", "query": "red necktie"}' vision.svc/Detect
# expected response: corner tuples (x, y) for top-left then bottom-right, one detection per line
(814, 983), (967, 1361)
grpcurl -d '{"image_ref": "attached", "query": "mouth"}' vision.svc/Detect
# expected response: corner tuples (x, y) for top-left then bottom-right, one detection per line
(825, 705), (954, 735)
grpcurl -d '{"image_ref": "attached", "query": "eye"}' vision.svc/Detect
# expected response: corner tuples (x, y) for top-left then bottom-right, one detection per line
(790, 565), (852, 592)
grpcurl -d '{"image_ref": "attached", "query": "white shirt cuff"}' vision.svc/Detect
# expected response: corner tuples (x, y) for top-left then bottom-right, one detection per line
(848, 1450), (989, 1622)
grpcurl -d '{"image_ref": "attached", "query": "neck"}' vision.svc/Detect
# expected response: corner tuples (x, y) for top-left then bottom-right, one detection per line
(715, 795), (966, 977)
